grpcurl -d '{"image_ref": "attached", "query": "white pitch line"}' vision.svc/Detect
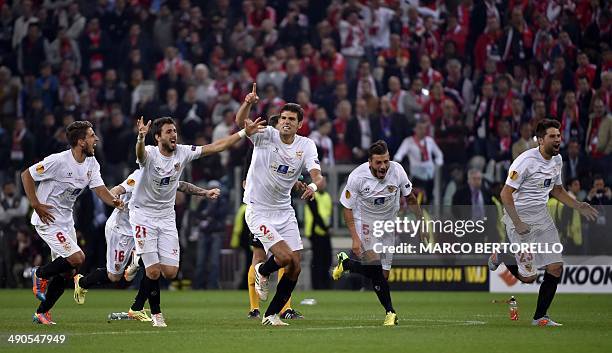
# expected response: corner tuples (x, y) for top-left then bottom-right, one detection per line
(67, 319), (486, 336)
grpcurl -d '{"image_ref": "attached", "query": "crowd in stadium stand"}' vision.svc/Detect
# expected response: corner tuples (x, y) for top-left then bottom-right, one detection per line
(0, 0), (611, 288)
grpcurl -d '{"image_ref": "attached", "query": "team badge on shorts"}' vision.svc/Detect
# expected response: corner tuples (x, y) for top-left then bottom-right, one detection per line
(115, 264), (121, 271)
(525, 263), (533, 272)
(63, 243), (71, 252)
(174, 163), (180, 171)
(137, 240), (145, 249)
(510, 171), (519, 180)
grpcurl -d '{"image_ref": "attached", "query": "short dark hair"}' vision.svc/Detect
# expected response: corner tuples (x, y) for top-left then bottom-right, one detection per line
(368, 140), (388, 158)
(535, 119), (561, 139)
(66, 121), (93, 147)
(280, 103), (304, 122)
(152, 117), (176, 140)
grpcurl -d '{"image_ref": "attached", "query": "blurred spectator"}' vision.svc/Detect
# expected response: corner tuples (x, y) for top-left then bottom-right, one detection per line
(0, 180), (28, 229)
(9, 118), (35, 172)
(512, 121), (538, 160)
(394, 119), (444, 202)
(256, 56), (286, 96)
(346, 98), (381, 163)
(585, 175), (612, 254)
(193, 180), (227, 290)
(17, 22), (47, 76)
(212, 109), (236, 168)
(101, 107), (131, 187)
(282, 58), (310, 103)
(9, 228), (42, 288)
(80, 18), (111, 76)
(309, 118), (335, 166)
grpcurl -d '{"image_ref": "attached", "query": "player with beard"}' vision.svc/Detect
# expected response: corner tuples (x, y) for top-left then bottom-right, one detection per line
(332, 140), (424, 326)
(488, 119), (598, 326)
(72, 168), (220, 322)
(21, 121), (123, 324)
(130, 115), (264, 327)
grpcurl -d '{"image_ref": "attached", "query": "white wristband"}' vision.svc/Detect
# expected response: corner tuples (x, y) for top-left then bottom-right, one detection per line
(238, 129), (247, 138)
(308, 183), (318, 192)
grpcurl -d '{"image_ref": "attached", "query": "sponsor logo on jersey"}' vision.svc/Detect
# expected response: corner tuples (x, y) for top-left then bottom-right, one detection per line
(127, 179), (136, 186)
(509, 171), (519, 180)
(36, 164), (44, 174)
(543, 179), (551, 187)
(387, 185), (397, 193)
(374, 197), (385, 205)
(276, 165), (289, 174)
(345, 190), (351, 199)
(160, 176), (171, 186)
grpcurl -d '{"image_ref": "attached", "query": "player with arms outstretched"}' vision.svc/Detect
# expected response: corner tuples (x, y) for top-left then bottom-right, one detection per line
(72, 169), (219, 321)
(129, 115), (264, 327)
(488, 119), (598, 326)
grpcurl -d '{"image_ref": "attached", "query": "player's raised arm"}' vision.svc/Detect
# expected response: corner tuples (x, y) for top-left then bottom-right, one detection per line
(21, 168), (55, 224)
(236, 83), (259, 128)
(550, 185), (599, 221)
(136, 116), (151, 165)
(92, 186), (124, 209)
(177, 181), (220, 199)
(199, 117), (266, 158)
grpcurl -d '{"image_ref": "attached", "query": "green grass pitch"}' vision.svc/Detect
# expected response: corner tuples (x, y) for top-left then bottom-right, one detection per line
(1, 290), (611, 353)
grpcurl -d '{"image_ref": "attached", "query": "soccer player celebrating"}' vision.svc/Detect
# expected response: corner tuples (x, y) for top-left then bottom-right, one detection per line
(244, 115), (304, 320)
(237, 83), (325, 326)
(72, 168), (219, 321)
(130, 115), (264, 327)
(332, 140), (424, 326)
(489, 119), (598, 326)
(21, 121), (123, 325)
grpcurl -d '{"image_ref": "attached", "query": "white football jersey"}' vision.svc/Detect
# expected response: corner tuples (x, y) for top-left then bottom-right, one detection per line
(129, 144), (202, 217)
(107, 169), (141, 235)
(244, 126), (320, 210)
(340, 161), (412, 222)
(504, 147), (563, 223)
(28, 150), (105, 226)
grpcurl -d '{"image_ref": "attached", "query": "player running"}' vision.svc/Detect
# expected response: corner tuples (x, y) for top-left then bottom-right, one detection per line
(129, 115), (264, 327)
(488, 119), (598, 326)
(244, 114), (304, 320)
(332, 140), (424, 326)
(237, 83), (325, 326)
(21, 121), (123, 325)
(72, 169), (219, 322)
